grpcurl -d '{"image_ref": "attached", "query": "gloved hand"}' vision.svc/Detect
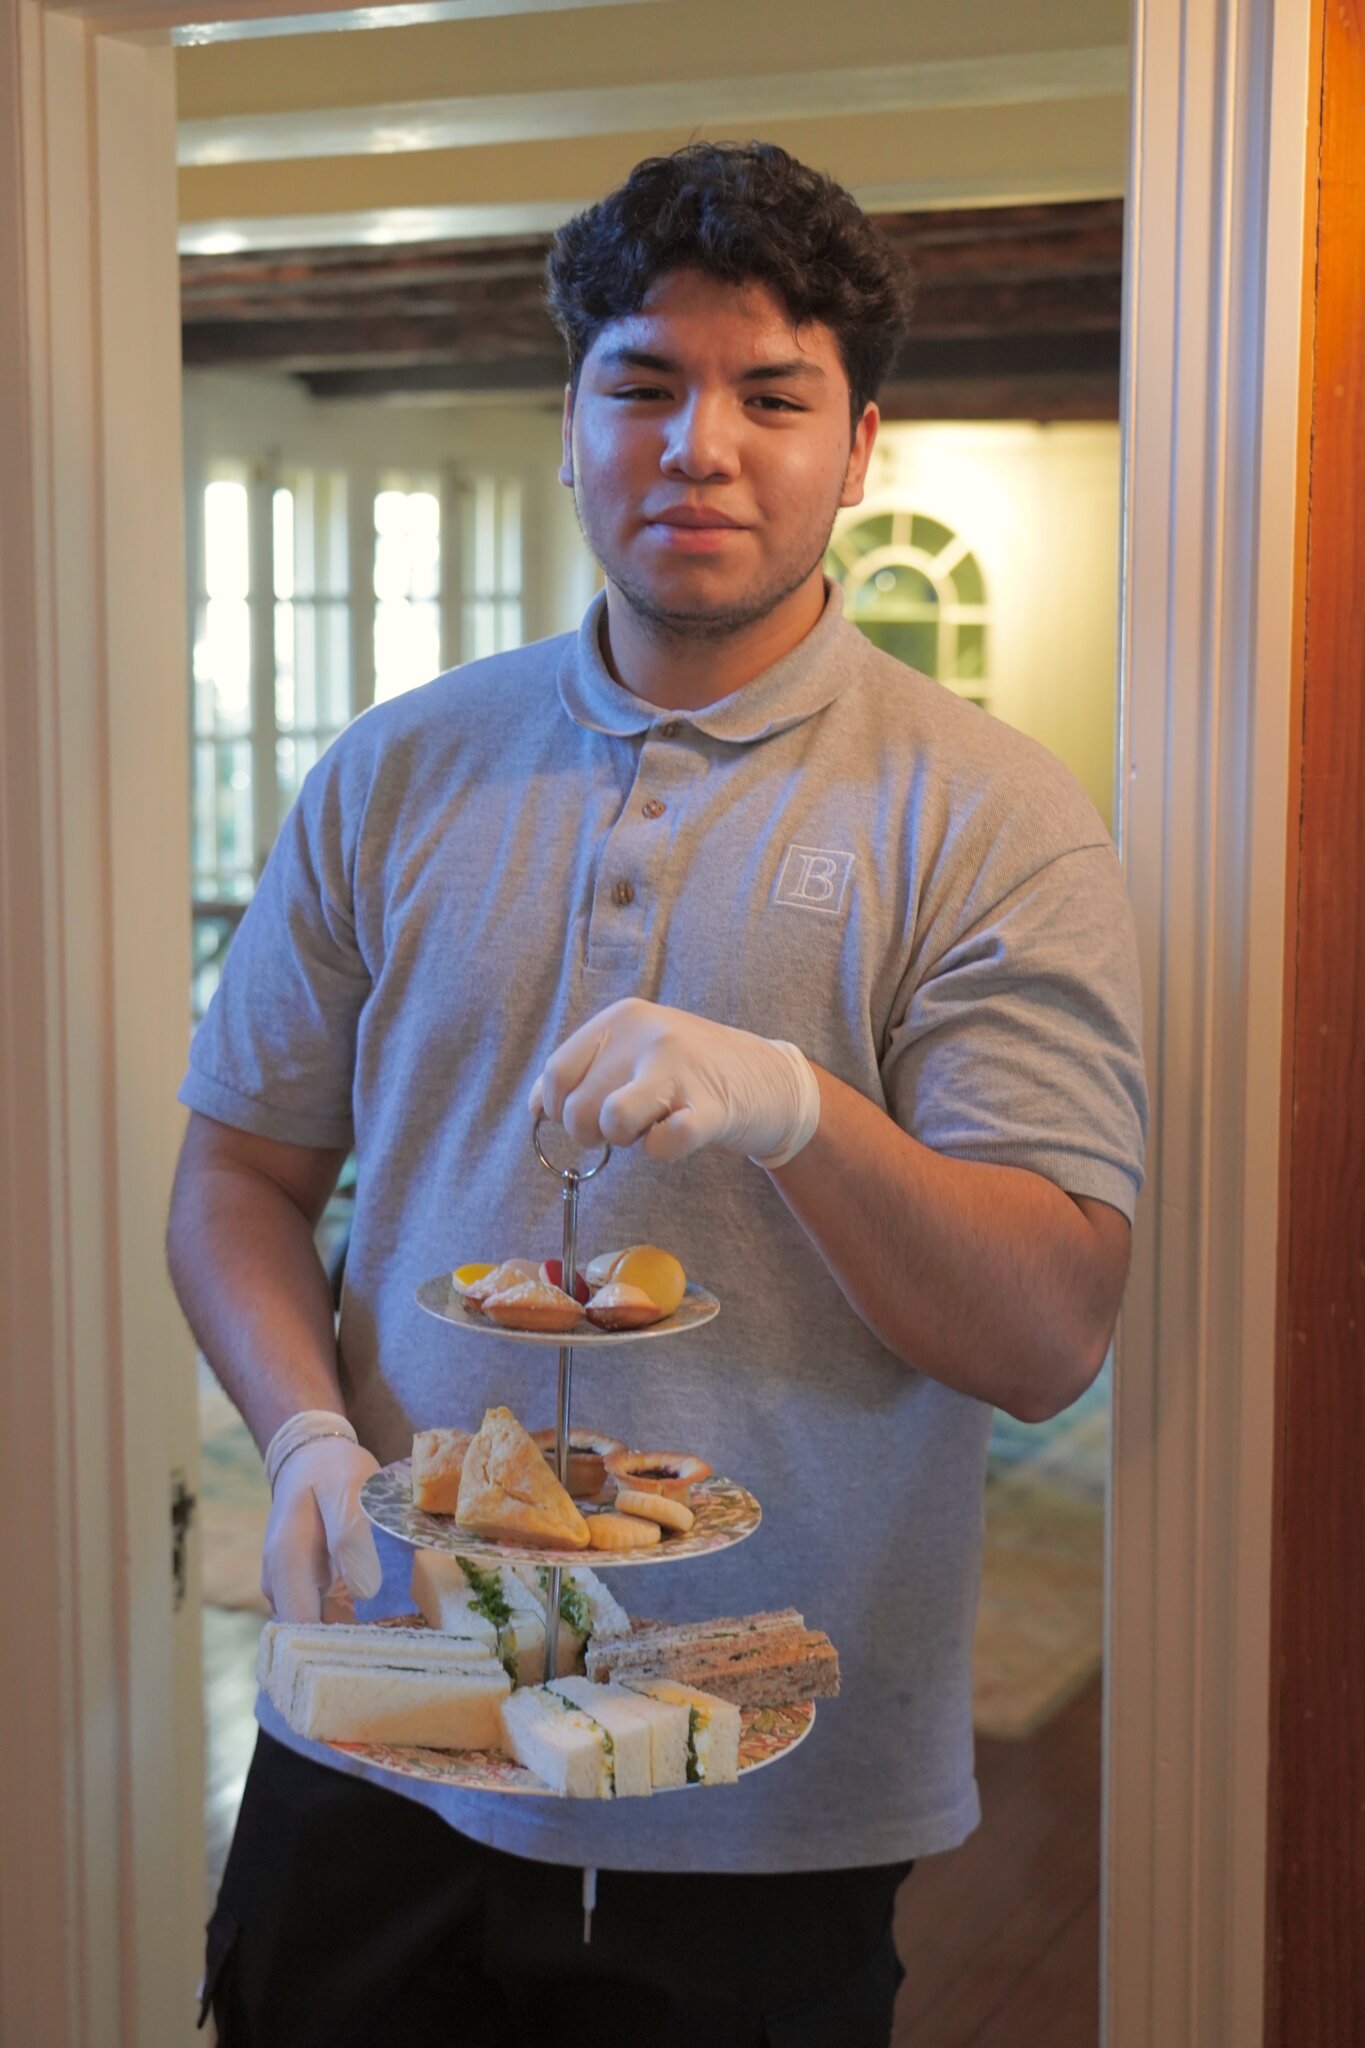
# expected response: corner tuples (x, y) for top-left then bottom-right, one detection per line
(261, 1412), (383, 1624)
(529, 997), (821, 1169)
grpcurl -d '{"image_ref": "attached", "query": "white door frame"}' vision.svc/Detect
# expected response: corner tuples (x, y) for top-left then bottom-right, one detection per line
(0, 0), (1314, 2040)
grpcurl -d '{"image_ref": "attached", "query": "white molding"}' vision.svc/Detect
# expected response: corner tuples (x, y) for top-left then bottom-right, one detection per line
(60, 0), (670, 42)
(177, 47), (1128, 166)
(0, 7), (202, 2044)
(176, 165), (1128, 255)
(1105, 0), (1311, 2041)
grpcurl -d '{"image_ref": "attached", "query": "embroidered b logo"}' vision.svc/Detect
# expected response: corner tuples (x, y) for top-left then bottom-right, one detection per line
(774, 844), (855, 917)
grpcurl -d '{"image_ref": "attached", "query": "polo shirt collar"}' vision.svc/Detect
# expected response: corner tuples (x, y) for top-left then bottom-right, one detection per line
(557, 579), (859, 744)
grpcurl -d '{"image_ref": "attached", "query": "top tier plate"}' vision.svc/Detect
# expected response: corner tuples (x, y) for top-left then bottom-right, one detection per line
(416, 1275), (719, 1347)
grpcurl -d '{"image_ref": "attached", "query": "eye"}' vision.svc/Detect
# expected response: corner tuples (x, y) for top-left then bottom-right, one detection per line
(749, 395), (804, 413)
(612, 386), (671, 402)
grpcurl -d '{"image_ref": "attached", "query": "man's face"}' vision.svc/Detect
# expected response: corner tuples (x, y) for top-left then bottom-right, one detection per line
(560, 268), (878, 640)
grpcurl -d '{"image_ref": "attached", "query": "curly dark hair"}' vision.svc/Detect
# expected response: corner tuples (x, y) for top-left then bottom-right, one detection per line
(545, 141), (911, 427)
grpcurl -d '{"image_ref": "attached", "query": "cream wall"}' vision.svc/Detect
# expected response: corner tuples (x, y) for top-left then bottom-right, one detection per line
(845, 420), (1121, 828)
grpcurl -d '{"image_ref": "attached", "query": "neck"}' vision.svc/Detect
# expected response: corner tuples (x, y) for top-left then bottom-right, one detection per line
(598, 568), (827, 710)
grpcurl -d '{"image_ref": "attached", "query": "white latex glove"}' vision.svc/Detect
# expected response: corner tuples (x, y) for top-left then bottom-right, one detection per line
(261, 1423), (383, 1624)
(529, 997), (821, 1168)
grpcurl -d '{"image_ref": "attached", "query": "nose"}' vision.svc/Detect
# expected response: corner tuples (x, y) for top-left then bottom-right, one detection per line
(660, 391), (740, 481)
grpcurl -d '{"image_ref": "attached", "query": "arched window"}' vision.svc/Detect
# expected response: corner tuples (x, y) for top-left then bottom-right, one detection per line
(825, 510), (990, 706)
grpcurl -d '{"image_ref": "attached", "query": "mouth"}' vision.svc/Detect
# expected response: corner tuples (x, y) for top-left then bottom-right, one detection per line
(648, 509), (747, 531)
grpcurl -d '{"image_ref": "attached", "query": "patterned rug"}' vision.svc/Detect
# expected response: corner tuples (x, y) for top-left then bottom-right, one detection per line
(197, 1365), (1109, 1740)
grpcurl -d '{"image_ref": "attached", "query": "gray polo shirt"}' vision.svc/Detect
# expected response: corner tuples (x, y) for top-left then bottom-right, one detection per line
(181, 581), (1146, 1871)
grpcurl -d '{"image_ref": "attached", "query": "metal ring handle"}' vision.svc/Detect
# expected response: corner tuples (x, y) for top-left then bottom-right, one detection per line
(532, 1113), (612, 1184)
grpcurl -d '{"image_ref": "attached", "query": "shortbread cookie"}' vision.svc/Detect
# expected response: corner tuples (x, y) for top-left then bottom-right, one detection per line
(585, 1512), (662, 1552)
(613, 1486), (695, 1534)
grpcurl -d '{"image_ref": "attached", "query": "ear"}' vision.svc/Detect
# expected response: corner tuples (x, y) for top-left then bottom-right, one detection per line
(559, 383), (575, 486)
(838, 402), (879, 510)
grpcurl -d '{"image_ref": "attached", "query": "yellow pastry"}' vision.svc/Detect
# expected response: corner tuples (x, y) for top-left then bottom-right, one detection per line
(482, 1279), (582, 1333)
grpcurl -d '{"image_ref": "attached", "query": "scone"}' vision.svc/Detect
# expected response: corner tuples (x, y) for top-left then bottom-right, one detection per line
(411, 1427), (473, 1515)
(456, 1406), (590, 1550)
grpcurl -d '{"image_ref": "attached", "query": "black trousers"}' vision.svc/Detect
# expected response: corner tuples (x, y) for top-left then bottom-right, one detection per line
(203, 1732), (913, 2048)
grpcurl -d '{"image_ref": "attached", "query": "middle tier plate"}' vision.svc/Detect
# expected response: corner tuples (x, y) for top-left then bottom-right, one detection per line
(362, 1461), (760, 1567)
(416, 1275), (720, 1346)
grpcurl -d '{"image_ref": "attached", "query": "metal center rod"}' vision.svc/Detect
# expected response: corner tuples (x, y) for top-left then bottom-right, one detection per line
(543, 1168), (580, 1684)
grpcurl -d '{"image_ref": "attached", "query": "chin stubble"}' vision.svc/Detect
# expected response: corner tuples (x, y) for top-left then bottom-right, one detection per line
(571, 497), (835, 645)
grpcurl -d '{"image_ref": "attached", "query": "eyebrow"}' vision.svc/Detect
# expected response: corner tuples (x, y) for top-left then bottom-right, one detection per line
(596, 346), (827, 384)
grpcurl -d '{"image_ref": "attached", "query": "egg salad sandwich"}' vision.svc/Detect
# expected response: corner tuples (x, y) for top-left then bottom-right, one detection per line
(618, 1677), (741, 1787)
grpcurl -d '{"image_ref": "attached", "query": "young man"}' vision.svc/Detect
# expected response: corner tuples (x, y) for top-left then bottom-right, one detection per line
(170, 143), (1146, 2047)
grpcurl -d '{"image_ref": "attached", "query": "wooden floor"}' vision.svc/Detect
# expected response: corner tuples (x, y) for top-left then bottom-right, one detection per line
(893, 1675), (1102, 2046)
(205, 1611), (1101, 2043)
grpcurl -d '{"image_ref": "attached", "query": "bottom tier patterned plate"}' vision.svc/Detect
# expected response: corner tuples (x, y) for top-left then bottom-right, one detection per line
(329, 1701), (815, 1797)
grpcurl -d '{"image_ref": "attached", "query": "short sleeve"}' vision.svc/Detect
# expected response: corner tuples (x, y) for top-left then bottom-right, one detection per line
(179, 746), (371, 1149)
(881, 843), (1148, 1219)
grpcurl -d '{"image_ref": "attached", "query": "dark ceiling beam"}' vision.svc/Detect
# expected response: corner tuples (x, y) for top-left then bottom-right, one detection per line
(298, 332), (1120, 420)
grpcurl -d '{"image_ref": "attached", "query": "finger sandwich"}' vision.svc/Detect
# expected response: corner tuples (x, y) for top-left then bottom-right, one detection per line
(501, 1685), (621, 1798)
(550, 1675), (690, 1791)
(260, 1621), (509, 1749)
(619, 1678), (741, 1786)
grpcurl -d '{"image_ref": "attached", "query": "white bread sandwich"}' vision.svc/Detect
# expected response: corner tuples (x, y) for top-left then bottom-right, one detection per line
(258, 1618), (493, 1690)
(410, 1553), (590, 1683)
(618, 1677), (741, 1786)
(511, 1562), (632, 1652)
(551, 1675), (689, 1791)
(501, 1685), (617, 1797)
(260, 1621), (508, 1748)
(537, 1677), (652, 1795)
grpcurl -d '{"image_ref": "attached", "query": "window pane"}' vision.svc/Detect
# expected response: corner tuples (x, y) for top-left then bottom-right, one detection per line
(844, 513), (895, 556)
(499, 481), (522, 593)
(204, 480), (249, 600)
(911, 514), (955, 559)
(951, 551), (986, 606)
(218, 739), (254, 874)
(198, 596), (252, 735)
(857, 619), (940, 675)
(497, 600), (523, 652)
(952, 622), (988, 682)
(273, 488), (295, 600)
(275, 602), (297, 729)
(374, 597), (440, 703)
(466, 600), (497, 661)
(853, 564), (938, 614)
(193, 741), (217, 881)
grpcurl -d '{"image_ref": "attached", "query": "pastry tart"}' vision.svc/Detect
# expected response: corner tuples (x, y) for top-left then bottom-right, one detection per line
(605, 1449), (712, 1505)
(530, 1427), (626, 1499)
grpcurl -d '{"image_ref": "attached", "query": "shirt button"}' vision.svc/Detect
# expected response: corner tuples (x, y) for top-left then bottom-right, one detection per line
(612, 880), (635, 907)
(660, 721), (681, 739)
(641, 798), (666, 820)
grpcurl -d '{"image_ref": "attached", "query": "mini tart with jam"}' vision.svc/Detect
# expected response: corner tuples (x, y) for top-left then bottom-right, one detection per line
(604, 1448), (712, 1505)
(530, 1428), (626, 1499)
